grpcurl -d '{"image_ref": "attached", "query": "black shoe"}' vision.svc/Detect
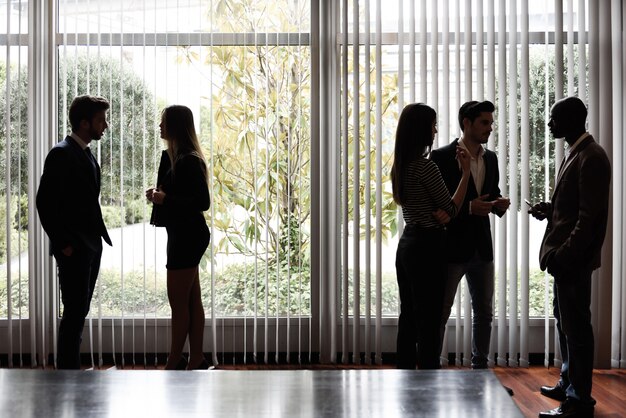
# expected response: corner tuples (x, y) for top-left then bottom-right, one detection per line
(538, 398), (594, 418)
(175, 357), (188, 370)
(540, 383), (567, 401)
(190, 358), (211, 370)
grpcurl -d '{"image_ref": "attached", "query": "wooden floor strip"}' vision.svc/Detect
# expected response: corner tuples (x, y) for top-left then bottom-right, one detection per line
(493, 366), (626, 418)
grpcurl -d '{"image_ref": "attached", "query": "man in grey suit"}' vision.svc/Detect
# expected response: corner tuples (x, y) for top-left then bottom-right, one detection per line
(36, 95), (112, 369)
(530, 96), (610, 418)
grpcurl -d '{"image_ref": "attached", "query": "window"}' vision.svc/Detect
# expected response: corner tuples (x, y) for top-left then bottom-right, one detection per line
(54, 0), (312, 319)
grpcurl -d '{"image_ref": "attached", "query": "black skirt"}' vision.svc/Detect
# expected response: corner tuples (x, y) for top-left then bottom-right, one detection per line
(165, 223), (210, 270)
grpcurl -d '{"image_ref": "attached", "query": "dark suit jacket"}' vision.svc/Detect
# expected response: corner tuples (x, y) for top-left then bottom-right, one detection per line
(36, 136), (112, 254)
(430, 139), (505, 263)
(539, 135), (611, 272)
(149, 150), (210, 228)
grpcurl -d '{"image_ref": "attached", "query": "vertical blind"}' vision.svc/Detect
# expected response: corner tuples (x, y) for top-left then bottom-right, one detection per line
(332, 0), (625, 367)
(0, 0), (625, 369)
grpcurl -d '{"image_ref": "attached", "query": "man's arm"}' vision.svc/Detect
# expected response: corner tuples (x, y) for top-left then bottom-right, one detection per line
(486, 152), (509, 217)
(36, 147), (71, 252)
(551, 150), (611, 268)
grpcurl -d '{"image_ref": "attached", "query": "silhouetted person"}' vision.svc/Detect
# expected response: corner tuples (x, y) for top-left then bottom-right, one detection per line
(147, 105), (211, 370)
(431, 100), (510, 369)
(391, 103), (470, 369)
(36, 95), (112, 369)
(530, 97), (610, 418)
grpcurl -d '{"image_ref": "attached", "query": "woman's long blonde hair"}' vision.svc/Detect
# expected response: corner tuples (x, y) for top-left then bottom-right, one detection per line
(161, 105), (207, 179)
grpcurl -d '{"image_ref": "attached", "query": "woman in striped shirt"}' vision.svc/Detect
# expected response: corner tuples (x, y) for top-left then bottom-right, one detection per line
(391, 103), (471, 369)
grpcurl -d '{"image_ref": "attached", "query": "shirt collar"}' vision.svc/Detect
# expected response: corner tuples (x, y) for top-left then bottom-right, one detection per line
(70, 132), (89, 150)
(566, 132), (590, 155)
(458, 137), (485, 159)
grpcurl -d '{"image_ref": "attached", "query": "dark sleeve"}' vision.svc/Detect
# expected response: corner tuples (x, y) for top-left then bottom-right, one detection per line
(486, 153), (506, 217)
(155, 150), (170, 187)
(36, 147), (71, 251)
(150, 151), (171, 226)
(163, 155), (210, 212)
(553, 151), (611, 266)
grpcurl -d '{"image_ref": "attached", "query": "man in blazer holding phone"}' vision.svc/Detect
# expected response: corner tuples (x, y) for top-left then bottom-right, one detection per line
(530, 96), (610, 418)
(431, 100), (510, 369)
(36, 95), (112, 369)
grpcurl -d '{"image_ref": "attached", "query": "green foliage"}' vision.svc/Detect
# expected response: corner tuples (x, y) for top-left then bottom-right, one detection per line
(529, 268), (554, 318)
(493, 268), (555, 318)
(197, 41), (311, 277)
(346, 270), (400, 316)
(90, 268), (169, 317)
(14, 194), (28, 231)
(0, 62), (29, 197)
(0, 263), (30, 319)
(101, 205), (125, 229)
(503, 46), (586, 207)
(0, 194), (28, 264)
(346, 52), (400, 244)
(58, 53), (161, 207)
(124, 198), (150, 225)
(210, 0), (309, 33)
(212, 261), (311, 316)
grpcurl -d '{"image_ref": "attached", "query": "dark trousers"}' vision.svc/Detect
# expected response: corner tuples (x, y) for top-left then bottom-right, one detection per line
(55, 243), (102, 369)
(553, 268), (594, 402)
(395, 226), (446, 369)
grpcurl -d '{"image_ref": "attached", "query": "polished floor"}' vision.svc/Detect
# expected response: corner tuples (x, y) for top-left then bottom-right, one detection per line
(0, 369), (522, 417)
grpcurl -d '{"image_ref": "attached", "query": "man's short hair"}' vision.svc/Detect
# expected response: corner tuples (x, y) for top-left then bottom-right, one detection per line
(553, 96), (587, 129)
(458, 100), (495, 131)
(69, 95), (110, 132)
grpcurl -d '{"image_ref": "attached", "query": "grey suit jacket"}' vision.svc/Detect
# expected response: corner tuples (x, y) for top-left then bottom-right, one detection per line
(539, 135), (611, 272)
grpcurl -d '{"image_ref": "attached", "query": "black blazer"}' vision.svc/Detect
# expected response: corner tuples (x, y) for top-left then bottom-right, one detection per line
(150, 150), (210, 228)
(539, 135), (611, 272)
(36, 136), (112, 254)
(430, 139), (505, 263)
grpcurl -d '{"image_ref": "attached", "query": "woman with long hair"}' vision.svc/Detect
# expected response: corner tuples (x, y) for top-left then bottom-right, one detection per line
(146, 105), (211, 370)
(391, 103), (470, 369)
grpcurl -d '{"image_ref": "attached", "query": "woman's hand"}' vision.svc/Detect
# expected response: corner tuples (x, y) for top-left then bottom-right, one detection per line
(456, 146), (471, 173)
(146, 186), (166, 205)
(145, 187), (156, 201)
(432, 209), (451, 225)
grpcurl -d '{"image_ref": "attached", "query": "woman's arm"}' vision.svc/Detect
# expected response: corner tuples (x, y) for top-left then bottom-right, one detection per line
(163, 155), (210, 211)
(450, 147), (471, 211)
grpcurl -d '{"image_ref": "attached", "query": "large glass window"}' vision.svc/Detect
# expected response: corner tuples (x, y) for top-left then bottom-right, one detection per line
(56, 0), (311, 319)
(340, 0), (588, 319)
(1, 2), (29, 321)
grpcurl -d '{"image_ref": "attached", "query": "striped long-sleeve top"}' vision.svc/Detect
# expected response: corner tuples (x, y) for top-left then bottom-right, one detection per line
(400, 157), (458, 228)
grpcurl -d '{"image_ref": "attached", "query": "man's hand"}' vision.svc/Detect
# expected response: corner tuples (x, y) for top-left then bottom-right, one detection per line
(432, 209), (451, 225)
(528, 201), (551, 221)
(61, 246), (73, 257)
(493, 197), (510, 212)
(470, 194), (495, 216)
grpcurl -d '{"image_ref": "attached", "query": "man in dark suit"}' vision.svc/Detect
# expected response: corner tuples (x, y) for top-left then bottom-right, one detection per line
(431, 100), (510, 369)
(36, 95), (112, 369)
(531, 97), (610, 418)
